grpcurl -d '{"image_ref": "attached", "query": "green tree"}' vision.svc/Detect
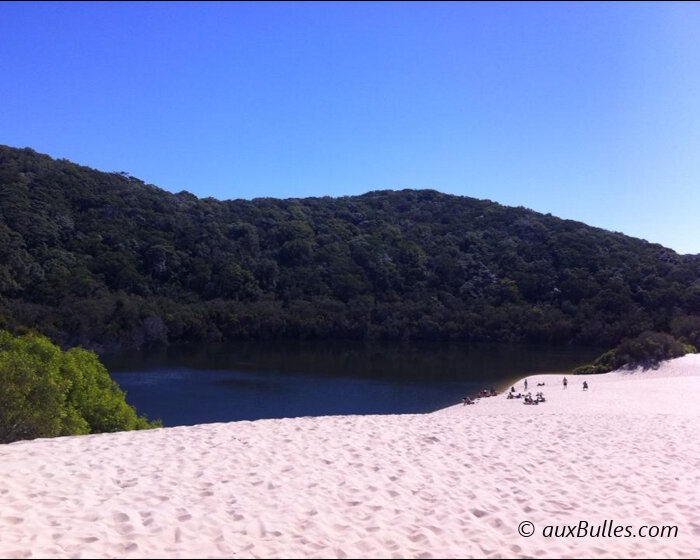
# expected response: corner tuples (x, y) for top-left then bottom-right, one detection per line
(0, 331), (71, 442)
(0, 330), (159, 444)
(61, 347), (154, 432)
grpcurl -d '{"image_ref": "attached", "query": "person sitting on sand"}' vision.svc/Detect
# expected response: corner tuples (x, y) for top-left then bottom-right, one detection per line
(510, 386), (515, 393)
(583, 381), (588, 391)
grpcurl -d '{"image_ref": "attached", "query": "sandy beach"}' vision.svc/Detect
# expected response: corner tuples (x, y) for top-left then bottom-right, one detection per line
(1, 354), (699, 558)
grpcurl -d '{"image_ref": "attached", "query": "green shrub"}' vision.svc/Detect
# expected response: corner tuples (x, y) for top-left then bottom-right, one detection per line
(573, 331), (695, 375)
(0, 330), (160, 444)
(572, 363), (610, 375)
(614, 331), (694, 367)
(670, 315), (700, 350)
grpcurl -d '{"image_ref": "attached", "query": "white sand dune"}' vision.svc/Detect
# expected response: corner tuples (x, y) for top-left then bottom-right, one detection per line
(1, 355), (699, 558)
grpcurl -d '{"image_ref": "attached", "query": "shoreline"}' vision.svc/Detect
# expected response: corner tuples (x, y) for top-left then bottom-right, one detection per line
(1, 355), (699, 558)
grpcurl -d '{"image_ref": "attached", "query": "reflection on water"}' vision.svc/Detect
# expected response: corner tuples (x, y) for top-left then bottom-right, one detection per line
(103, 340), (601, 427)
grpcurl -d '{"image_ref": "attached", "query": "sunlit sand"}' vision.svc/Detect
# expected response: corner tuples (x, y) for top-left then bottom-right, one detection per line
(1, 355), (698, 558)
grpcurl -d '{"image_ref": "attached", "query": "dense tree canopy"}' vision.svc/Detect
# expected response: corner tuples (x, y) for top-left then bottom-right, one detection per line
(1, 145), (699, 352)
(0, 330), (159, 443)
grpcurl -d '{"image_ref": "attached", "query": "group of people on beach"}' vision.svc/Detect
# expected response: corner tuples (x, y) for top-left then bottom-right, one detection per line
(562, 376), (589, 390)
(507, 385), (545, 404)
(462, 386), (498, 405)
(463, 377), (589, 406)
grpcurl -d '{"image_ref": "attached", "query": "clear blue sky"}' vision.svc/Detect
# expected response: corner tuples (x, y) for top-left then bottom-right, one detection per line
(2, 2), (699, 254)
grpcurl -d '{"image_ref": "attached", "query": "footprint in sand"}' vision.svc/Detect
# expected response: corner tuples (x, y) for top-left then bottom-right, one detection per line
(3, 550), (31, 559)
(116, 524), (135, 536)
(408, 532), (428, 543)
(139, 511), (155, 527)
(487, 516), (505, 530)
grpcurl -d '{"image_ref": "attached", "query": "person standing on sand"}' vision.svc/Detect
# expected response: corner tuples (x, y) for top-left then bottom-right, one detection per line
(563, 376), (568, 389)
(524, 379), (528, 391)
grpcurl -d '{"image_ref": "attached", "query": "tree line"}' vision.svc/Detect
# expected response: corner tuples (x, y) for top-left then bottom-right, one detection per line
(1, 145), (699, 354)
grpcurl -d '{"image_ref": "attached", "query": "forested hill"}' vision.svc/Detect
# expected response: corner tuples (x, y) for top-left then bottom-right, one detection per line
(1, 145), (699, 352)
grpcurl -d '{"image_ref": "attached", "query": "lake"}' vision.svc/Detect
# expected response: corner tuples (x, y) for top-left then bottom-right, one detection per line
(103, 341), (601, 427)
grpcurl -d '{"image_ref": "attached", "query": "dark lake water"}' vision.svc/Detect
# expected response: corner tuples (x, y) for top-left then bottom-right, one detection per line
(103, 341), (601, 427)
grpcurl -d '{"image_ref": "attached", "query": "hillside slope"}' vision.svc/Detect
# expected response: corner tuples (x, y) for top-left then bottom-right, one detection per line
(1, 145), (699, 351)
